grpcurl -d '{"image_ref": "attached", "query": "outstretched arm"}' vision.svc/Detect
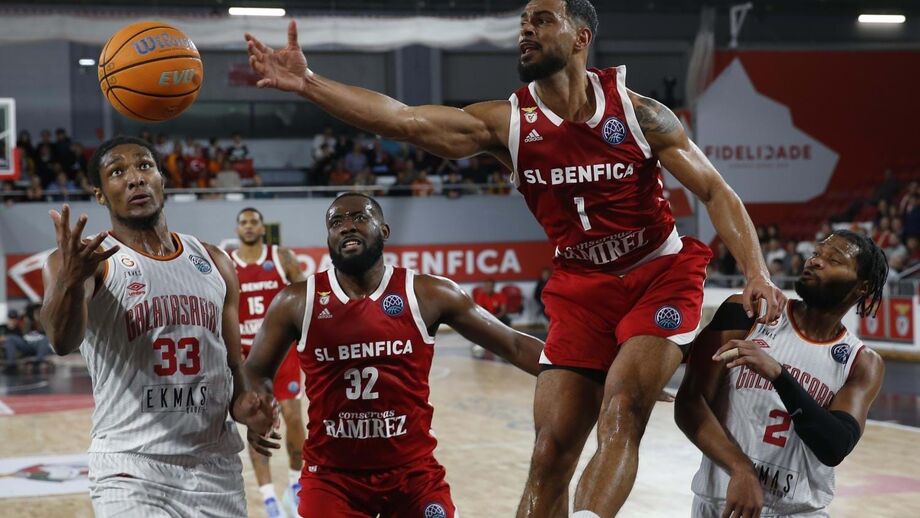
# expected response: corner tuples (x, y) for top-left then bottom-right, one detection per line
(278, 246), (306, 283)
(630, 91), (786, 323)
(246, 21), (511, 162)
(414, 275), (543, 376)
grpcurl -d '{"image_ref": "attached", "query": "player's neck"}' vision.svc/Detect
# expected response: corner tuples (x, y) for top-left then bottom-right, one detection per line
(534, 63), (594, 122)
(792, 301), (846, 342)
(110, 216), (175, 257)
(236, 241), (265, 264)
(334, 260), (386, 300)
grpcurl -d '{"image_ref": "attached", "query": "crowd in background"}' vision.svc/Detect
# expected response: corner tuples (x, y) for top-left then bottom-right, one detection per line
(709, 177), (920, 285)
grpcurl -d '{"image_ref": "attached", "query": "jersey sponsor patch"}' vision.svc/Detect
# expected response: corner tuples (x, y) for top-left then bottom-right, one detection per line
(655, 305), (682, 330)
(424, 502), (448, 518)
(602, 116), (627, 145)
(318, 308), (333, 319)
(142, 383), (210, 413)
(831, 343), (851, 364)
(188, 254), (212, 274)
(382, 294), (405, 317)
(127, 282), (146, 297)
(524, 129), (544, 143)
(118, 254), (137, 269)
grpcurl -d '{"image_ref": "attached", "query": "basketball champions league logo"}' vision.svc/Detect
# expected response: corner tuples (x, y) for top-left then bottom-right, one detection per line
(602, 116), (627, 145)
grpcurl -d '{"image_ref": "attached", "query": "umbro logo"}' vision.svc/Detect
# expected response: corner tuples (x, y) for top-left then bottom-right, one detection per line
(524, 129), (543, 143)
(318, 308), (333, 319)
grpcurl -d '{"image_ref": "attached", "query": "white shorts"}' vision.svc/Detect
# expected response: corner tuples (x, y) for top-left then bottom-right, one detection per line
(89, 452), (246, 518)
(691, 495), (830, 518)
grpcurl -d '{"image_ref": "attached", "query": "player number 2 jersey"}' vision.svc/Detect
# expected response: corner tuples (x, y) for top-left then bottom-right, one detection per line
(508, 66), (680, 273)
(297, 266), (438, 470)
(231, 244), (290, 348)
(691, 301), (865, 515)
(82, 232), (243, 458)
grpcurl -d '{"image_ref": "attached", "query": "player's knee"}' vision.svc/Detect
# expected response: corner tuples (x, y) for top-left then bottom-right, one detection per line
(597, 392), (654, 439)
(530, 430), (578, 475)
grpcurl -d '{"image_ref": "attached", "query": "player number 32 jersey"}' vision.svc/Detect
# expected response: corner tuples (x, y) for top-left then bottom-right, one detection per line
(297, 266), (438, 471)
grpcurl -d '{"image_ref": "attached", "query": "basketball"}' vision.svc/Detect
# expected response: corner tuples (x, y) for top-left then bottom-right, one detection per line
(97, 21), (202, 122)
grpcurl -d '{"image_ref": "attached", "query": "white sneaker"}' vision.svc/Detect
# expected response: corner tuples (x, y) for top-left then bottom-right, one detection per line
(283, 482), (301, 517)
(264, 496), (287, 518)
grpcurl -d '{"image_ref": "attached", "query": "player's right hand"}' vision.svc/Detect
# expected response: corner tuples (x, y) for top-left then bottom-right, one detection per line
(723, 468), (763, 518)
(245, 20), (310, 93)
(49, 204), (119, 285)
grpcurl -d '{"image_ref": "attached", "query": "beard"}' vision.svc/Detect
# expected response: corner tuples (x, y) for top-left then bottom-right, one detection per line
(329, 234), (385, 276)
(518, 50), (567, 82)
(239, 234), (263, 246)
(794, 277), (857, 309)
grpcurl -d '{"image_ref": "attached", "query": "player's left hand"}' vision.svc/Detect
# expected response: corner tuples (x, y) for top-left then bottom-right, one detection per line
(232, 390), (277, 434)
(714, 339), (783, 381)
(741, 274), (786, 324)
(247, 428), (282, 457)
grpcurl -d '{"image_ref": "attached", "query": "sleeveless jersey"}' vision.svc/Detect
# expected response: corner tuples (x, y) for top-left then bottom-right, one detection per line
(231, 244), (290, 348)
(691, 300), (865, 515)
(82, 232), (243, 458)
(296, 266), (437, 470)
(509, 66), (680, 274)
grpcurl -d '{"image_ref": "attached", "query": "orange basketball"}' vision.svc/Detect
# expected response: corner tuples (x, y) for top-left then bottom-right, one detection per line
(98, 21), (203, 122)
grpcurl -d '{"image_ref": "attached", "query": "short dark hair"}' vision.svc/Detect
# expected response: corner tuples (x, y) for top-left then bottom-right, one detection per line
(564, 0), (599, 40)
(87, 136), (163, 188)
(831, 230), (889, 317)
(237, 207), (264, 223)
(331, 192), (384, 220)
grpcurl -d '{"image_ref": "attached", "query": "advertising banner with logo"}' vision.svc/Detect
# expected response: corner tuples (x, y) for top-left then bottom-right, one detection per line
(695, 50), (920, 244)
(6, 241), (555, 302)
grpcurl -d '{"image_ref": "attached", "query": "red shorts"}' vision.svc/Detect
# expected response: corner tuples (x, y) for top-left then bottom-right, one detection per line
(541, 237), (711, 372)
(298, 455), (455, 518)
(242, 343), (302, 401)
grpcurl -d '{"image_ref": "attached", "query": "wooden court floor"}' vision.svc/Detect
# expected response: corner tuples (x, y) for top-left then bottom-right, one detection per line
(2, 334), (919, 517)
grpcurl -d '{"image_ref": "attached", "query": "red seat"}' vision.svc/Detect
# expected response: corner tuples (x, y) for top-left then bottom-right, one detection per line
(232, 158), (255, 179)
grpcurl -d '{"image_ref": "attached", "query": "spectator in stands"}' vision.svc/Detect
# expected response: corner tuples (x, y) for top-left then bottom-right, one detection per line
(872, 216), (895, 248)
(2, 181), (17, 207)
(184, 143), (209, 188)
(755, 225), (767, 244)
(411, 170), (435, 197)
(16, 130), (34, 159)
(352, 166), (378, 192)
(766, 224), (780, 241)
(714, 242), (738, 276)
(388, 168), (414, 197)
(214, 158), (241, 190)
(164, 141), (185, 188)
(904, 194), (920, 239)
(313, 125), (337, 160)
(208, 148), (226, 177)
(442, 170), (477, 199)
(25, 174), (44, 202)
(884, 234), (907, 264)
(815, 221), (832, 242)
(461, 157), (490, 184)
(764, 237), (786, 268)
(767, 258), (785, 283)
(486, 170), (511, 195)
(154, 133), (172, 157)
(247, 174), (274, 199)
(344, 142), (368, 175)
(46, 168), (77, 202)
(781, 240), (797, 271)
(206, 137), (221, 160)
(412, 146), (441, 176)
(367, 139), (394, 176)
(2, 308), (52, 375)
(69, 142), (87, 177)
(38, 129), (53, 150)
(474, 279), (510, 326)
(888, 253), (907, 281)
(328, 158), (353, 189)
(873, 168), (900, 202)
(874, 199), (890, 223)
(892, 217), (906, 242)
(906, 235), (920, 268)
(534, 267), (551, 321)
(898, 180), (918, 215)
(54, 128), (75, 171)
(227, 132), (249, 162)
(34, 143), (56, 187)
(75, 172), (94, 199)
(787, 253), (805, 277)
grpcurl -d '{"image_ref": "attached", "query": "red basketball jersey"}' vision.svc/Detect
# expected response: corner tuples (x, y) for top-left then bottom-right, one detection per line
(297, 266), (438, 470)
(232, 244), (291, 348)
(509, 66), (680, 274)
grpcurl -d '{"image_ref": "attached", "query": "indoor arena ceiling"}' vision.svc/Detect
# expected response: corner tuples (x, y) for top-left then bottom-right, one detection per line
(4, 0), (920, 16)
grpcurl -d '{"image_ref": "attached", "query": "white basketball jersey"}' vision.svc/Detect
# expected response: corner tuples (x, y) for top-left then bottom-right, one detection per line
(81, 232), (243, 458)
(691, 300), (864, 516)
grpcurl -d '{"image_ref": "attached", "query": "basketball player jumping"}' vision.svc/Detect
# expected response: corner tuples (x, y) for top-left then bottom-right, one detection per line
(245, 1), (785, 515)
(40, 137), (274, 517)
(243, 193), (545, 517)
(676, 231), (887, 517)
(232, 207), (307, 518)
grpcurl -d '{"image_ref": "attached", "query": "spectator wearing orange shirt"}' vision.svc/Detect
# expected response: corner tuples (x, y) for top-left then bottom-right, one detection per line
(411, 170), (435, 197)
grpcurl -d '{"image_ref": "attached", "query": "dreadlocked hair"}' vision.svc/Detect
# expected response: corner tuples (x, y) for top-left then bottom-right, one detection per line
(831, 230), (889, 317)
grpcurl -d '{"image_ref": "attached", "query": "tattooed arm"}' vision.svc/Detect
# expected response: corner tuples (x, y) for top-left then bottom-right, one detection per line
(628, 91), (785, 323)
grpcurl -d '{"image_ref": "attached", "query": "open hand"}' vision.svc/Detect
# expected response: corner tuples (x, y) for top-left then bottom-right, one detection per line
(245, 20), (310, 93)
(714, 339), (782, 381)
(49, 204), (118, 285)
(722, 467), (764, 518)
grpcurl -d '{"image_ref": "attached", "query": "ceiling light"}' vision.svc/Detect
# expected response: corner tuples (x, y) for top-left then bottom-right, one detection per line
(858, 14), (906, 24)
(229, 7), (286, 17)
(78, 58), (96, 66)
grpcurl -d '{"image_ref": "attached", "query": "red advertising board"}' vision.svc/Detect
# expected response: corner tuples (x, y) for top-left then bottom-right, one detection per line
(6, 241), (555, 302)
(888, 297), (915, 343)
(858, 301), (887, 340)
